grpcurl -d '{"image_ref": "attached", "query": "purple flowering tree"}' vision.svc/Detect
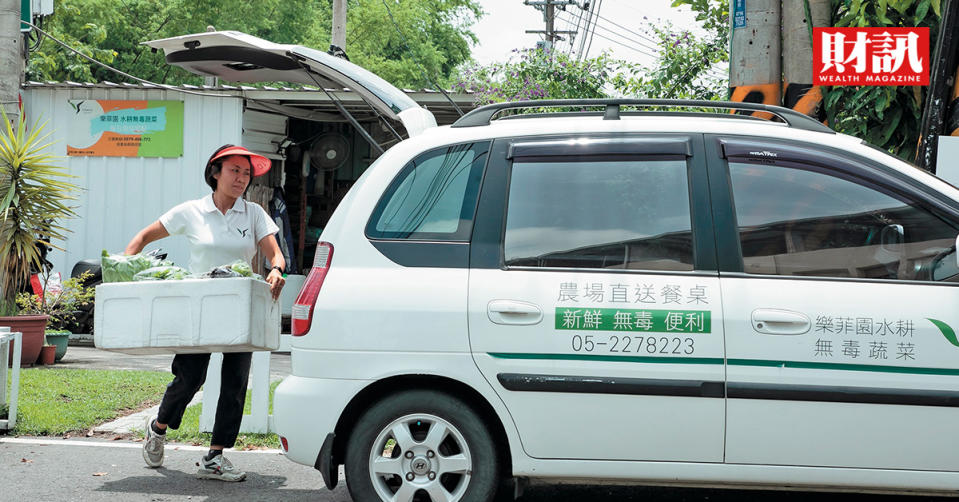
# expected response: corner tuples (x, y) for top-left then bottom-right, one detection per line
(455, 46), (632, 104)
(613, 0), (729, 100)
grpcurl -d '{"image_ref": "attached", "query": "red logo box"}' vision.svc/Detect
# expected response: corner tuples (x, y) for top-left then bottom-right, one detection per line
(813, 27), (929, 86)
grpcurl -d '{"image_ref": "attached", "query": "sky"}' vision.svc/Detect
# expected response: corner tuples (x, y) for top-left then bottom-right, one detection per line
(470, 0), (701, 66)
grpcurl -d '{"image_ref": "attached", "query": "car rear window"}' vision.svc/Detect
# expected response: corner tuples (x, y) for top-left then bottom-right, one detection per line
(367, 141), (490, 240)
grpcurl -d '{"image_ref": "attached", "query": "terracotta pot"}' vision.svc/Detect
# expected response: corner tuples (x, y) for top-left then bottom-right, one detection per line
(0, 315), (48, 366)
(38, 345), (55, 365)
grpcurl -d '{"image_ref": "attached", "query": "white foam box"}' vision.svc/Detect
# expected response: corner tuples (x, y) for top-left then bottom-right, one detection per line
(94, 277), (280, 354)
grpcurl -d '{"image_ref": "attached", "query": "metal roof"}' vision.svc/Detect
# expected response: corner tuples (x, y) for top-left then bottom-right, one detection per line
(23, 80), (477, 125)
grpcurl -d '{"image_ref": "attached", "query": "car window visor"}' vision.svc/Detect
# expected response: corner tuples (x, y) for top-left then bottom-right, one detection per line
(507, 137), (692, 159)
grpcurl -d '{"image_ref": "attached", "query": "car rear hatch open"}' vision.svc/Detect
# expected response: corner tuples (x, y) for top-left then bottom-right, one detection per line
(143, 31), (436, 137)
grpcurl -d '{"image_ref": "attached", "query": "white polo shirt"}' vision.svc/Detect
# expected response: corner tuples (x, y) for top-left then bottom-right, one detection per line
(159, 194), (279, 274)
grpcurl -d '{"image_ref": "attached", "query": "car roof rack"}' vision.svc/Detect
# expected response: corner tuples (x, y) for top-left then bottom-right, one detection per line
(450, 99), (835, 134)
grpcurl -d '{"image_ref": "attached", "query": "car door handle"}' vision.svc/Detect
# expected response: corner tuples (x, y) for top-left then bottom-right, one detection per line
(488, 300), (543, 325)
(751, 309), (811, 335)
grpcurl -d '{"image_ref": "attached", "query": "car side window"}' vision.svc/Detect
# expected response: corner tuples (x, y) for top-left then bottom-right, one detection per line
(504, 158), (694, 270)
(367, 142), (489, 241)
(728, 161), (959, 281)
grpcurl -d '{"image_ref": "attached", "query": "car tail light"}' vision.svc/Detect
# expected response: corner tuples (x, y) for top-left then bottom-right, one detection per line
(280, 436), (289, 452)
(291, 242), (333, 336)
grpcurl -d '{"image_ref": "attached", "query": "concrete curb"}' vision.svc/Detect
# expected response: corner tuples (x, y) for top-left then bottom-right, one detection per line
(94, 392), (203, 435)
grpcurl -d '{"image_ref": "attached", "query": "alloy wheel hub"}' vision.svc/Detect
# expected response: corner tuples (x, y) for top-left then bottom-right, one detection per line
(410, 455), (431, 475)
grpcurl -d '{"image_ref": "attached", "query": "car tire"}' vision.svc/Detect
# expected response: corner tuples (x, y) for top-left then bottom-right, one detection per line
(345, 389), (500, 502)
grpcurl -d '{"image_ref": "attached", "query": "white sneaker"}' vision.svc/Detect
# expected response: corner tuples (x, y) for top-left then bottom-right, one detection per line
(142, 416), (165, 468)
(196, 453), (247, 482)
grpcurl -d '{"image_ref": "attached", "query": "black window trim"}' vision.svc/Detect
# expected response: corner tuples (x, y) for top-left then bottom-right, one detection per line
(502, 266), (720, 278)
(507, 136), (694, 159)
(470, 133), (715, 273)
(709, 135), (959, 280)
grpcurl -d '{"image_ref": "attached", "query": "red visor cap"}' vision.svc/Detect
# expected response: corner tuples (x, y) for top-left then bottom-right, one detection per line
(210, 146), (272, 177)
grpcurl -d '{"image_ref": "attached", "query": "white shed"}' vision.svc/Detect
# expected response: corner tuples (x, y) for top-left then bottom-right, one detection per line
(22, 81), (474, 286)
(23, 82), (243, 275)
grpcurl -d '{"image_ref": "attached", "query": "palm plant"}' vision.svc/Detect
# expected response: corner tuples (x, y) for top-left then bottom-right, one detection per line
(0, 111), (78, 315)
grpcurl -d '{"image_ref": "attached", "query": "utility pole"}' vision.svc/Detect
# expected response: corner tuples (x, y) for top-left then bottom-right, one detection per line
(916, 0), (959, 171)
(728, 0), (781, 118)
(524, 0), (577, 51)
(331, 0), (347, 52)
(782, 0), (829, 120)
(0, 0), (22, 123)
(545, 1), (555, 45)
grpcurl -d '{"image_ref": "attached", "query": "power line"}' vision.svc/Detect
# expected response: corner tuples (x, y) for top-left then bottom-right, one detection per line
(379, 0), (464, 117)
(581, 28), (658, 59)
(559, 7), (579, 53)
(576, 1), (595, 59)
(567, 2), (586, 56)
(590, 9), (664, 49)
(20, 19), (236, 98)
(587, 16), (662, 55)
(583, 0), (603, 58)
(556, 11), (658, 60)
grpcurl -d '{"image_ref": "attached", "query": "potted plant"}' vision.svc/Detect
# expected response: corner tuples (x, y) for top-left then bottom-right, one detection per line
(38, 335), (55, 365)
(0, 111), (78, 366)
(15, 271), (94, 363)
(45, 330), (71, 362)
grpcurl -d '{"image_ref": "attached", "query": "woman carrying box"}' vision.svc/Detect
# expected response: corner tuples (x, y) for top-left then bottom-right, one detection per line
(124, 144), (286, 482)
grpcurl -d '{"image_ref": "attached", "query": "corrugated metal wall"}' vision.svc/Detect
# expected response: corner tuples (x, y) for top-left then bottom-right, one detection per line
(242, 108), (287, 160)
(23, 87), (244, 275)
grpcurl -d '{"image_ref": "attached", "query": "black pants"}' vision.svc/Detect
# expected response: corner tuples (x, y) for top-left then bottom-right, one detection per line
(156, 352), (252, 448)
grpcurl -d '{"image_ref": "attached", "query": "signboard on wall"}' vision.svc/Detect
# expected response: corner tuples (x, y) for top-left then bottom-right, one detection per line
(66, 100), (184, 157)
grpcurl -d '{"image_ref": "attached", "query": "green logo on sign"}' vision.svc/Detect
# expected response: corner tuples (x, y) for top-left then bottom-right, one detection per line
(929, 318), (959, 347)
(555, 308), (710, 334)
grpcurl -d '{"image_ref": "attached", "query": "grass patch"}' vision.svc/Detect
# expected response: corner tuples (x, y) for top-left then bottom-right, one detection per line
(160, 380), (281, 450)
(9, 368), (171, 436)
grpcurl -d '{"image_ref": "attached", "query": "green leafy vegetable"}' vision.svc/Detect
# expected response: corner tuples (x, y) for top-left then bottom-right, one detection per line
(229, 261), (253, 277)
(133, 265), (192, 281)
(100, 250), (173, 283)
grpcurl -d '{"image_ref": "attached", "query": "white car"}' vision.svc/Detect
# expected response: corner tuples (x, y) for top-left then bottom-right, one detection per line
(147, 31), (959, 502)
(276, 99), (959, 501)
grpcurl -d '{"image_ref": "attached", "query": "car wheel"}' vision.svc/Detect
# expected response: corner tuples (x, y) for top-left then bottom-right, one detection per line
(345, 390), (500, 502)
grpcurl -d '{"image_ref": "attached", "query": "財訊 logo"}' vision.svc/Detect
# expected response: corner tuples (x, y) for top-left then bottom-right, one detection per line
(813, 27), (929, 86)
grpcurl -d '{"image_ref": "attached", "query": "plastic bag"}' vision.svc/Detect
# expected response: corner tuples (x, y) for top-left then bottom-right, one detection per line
(133, 265), (192, 281)
(101, 250), (173, 283)
(206, 265), (242, 279)
(204, 260), (265, 281)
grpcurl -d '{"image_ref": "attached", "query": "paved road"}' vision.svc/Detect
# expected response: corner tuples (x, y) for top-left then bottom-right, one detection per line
(1, 437), (955, 502)
(1, 437), (344, 501)
(6, 346), (954, 501)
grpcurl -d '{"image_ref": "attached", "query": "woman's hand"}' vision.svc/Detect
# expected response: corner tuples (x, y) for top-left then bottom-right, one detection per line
(266, 268), (285, 301)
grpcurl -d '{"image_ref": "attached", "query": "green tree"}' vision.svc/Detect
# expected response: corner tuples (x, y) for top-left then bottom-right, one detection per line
(342, 0), (483, 88)
(26, 0), (482, 89)
(825, 0), (941, 161)
(28, 0), (329, 85)
(455, 0), (728, 105)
